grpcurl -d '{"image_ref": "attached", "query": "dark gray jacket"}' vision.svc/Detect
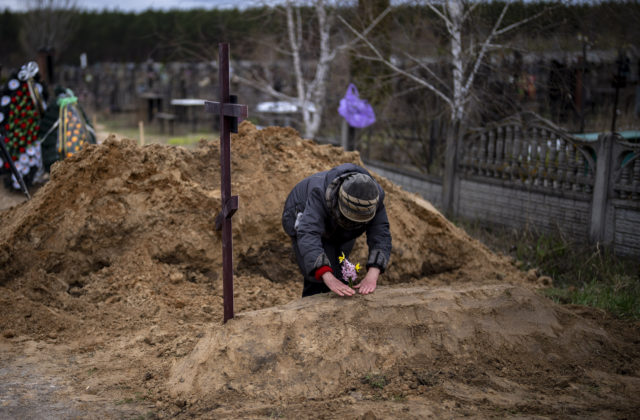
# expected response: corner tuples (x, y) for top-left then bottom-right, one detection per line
(282, 163), (392, 278)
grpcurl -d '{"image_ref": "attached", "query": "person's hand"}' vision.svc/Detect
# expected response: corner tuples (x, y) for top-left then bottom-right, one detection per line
(354, 267), (379, 295)
(321, 272), (355, 297)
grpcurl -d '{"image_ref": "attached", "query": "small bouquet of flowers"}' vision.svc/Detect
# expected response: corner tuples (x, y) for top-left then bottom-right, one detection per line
(338, 252), (360, 288)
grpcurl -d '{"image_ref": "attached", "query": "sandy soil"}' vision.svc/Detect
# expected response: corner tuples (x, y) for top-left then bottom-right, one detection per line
(0, 122), (638, 419)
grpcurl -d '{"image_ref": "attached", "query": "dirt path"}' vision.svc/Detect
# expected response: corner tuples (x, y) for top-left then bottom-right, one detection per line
(0, 341), (152, 419)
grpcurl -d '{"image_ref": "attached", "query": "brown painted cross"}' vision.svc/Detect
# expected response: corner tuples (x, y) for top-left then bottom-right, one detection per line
(204, 43), (248, 323)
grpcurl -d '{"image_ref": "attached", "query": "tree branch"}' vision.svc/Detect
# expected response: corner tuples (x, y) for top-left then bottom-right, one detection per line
(286, 1), (306, 107)
(461, 2), (480, 23)
(328, 5), (393, 62)
(426, 2), (452, 27)
(402, 52), (451, 94)
(339, 14), (453, 109)
(494, 7), (551, 37)
(462, 3), (509, 95)
(233, 73), (297, 104)
(307, 0), (330, 109)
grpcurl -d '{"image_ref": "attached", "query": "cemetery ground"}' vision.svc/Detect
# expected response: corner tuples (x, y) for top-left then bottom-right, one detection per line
(0, 122), (639, 419)
(97, 111), (217, 149)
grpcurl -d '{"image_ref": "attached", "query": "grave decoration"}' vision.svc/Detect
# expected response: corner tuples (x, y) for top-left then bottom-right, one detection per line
(39, 87), (97, 172)
(0, 61), (47, 190)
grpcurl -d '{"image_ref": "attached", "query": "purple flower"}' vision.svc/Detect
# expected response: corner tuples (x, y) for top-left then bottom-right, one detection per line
(339, 252), (360, 288)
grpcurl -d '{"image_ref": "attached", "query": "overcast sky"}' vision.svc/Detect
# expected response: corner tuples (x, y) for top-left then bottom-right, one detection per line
(0, 0), (288, 12)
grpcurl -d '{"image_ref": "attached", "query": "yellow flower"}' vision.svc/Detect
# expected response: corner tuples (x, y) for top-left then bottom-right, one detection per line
(338, 252), (345, 263)
(355, 263), (361, 272)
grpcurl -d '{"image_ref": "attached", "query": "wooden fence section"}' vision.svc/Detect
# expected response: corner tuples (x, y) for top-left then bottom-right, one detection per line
(367, 113), (640, 257)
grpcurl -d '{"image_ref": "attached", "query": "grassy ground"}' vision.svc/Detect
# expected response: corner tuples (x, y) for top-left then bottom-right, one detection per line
(95, 112), (217, 147)
(456, 218), (640, 320)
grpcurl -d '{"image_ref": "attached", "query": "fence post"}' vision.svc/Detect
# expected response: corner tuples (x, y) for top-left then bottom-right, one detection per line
(341, 119), (355, 151)
(442, 119), (461, 216)
(589, 133), (615, 244)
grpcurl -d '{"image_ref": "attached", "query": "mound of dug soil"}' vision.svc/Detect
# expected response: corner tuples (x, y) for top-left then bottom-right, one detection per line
(0, 121), (523, 340)
(0, 121), (637, 419)
(171, 284), (640, 418)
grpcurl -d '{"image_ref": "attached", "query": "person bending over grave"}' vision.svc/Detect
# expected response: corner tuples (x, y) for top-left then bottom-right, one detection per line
(282, 163), (392, 297)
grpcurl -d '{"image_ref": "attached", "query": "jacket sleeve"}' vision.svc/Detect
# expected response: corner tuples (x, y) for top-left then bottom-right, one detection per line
(365, 201), (392, 273)
(295, 187), (332, 280)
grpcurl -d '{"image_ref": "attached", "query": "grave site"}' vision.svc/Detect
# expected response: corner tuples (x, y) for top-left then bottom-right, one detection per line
(0, 120), (638, 419)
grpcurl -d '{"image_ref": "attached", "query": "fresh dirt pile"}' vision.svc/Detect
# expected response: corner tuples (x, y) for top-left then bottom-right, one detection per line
(171, 284), (640, 418)
(0, 121), (524, 340)
(0, 121), (637, 419)
(170, 285), (614, 400)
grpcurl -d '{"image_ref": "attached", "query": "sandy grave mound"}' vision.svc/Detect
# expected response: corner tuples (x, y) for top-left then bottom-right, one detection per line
(170, 284), (615, 402)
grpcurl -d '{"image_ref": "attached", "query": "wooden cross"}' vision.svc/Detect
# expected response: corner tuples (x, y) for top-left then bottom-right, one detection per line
(204, 43), (248, 323)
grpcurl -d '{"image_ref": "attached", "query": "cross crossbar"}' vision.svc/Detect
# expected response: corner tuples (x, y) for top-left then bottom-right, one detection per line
(204, 101), (248, 120)
(214, 195), (238, 230)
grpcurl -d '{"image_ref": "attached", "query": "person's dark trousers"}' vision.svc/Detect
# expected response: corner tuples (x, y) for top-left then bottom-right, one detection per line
(291, 237), (356, 297)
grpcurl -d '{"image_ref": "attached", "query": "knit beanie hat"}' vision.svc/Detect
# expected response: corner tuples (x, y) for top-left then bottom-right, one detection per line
(338, 173), (379, 223)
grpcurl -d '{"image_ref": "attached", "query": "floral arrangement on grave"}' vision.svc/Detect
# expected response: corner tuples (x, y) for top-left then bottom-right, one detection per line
(57, 90), (94, 159)
(0, 61), (47, 189)
(338, 252), (361, 288)
(39, 87), (97, 174)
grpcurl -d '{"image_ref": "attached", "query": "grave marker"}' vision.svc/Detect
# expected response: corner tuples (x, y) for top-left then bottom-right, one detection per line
(204, 43), (248, 323)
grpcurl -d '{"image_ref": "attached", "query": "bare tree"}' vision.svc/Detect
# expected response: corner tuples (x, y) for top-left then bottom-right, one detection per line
(19, 0), (78, 57)
(341, 0), (547, 214)
(235, 0), (390, 140)
(285, 0), (332, 139)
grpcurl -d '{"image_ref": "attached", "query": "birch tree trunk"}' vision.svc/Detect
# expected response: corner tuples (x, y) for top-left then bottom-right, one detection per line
(286, 0), (332, 140)
(448, 0), (464, 124)
(442, 0), (464, 215)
